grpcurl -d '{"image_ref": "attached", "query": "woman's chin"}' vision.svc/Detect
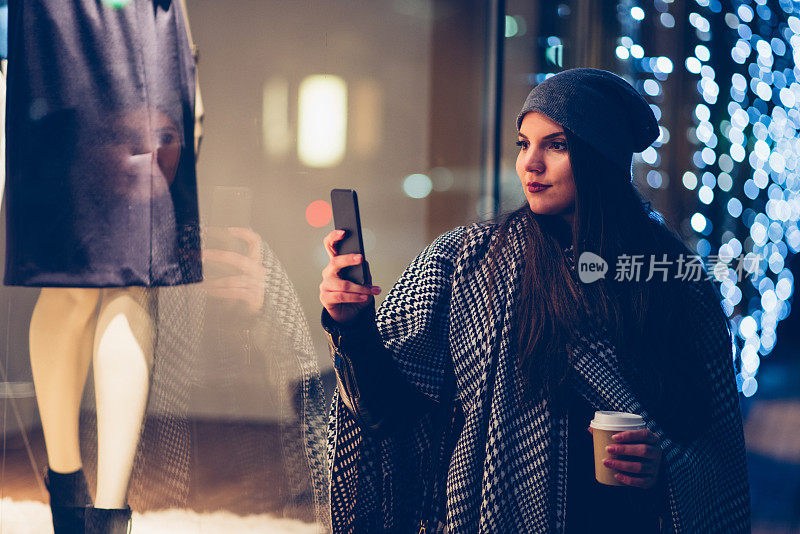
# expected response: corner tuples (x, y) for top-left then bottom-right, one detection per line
(525, 203), (556, 216)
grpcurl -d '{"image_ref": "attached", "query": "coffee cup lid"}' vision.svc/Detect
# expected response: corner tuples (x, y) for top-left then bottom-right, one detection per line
(589, 411), (646, 431)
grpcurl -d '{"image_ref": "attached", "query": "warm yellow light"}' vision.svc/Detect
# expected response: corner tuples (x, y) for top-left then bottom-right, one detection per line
(298, 75), (347, 168)
(262, 77), (291, 159)
(352, 79), (381, 158)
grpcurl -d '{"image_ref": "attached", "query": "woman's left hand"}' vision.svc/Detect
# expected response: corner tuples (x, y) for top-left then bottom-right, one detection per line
(589, 427), (663, 489)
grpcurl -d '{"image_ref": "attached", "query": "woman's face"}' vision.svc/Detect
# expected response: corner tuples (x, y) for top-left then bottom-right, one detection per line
(98, 108), (182, 201)
(515, 111), (577, 224)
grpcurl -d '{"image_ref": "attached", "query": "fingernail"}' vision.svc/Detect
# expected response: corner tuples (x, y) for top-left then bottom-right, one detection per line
(603, 459), (611, 467)
(606, 445), (617, 453)
(354, 254), (362, 261)
(371, 286), (381, 294)
(337, 230), (345, 235)
(612, 434), (622, 441)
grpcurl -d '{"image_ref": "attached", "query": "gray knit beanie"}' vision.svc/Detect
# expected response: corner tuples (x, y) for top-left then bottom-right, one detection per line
(516, 68), (659, 172)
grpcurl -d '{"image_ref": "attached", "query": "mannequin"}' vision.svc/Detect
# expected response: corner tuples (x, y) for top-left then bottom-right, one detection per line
(26, 101), (193, 533)
(28, 104), (184, 533)
(4, 1), (203, 532)
(30, 287), (153, 509)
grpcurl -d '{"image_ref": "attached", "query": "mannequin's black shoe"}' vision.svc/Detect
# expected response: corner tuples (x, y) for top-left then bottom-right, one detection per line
(44, 467), (93, 534)
(85, 506), (132, 534)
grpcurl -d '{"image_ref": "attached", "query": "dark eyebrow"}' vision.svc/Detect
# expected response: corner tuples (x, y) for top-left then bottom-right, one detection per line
(517, 131), (566, 140)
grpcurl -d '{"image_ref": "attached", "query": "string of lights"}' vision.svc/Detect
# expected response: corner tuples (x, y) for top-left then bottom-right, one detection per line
(721, 0), (798, 398)
(620, 0), (798, 398)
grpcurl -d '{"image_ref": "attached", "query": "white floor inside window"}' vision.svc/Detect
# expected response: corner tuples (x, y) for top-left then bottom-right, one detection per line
(0, 498), (323, 533)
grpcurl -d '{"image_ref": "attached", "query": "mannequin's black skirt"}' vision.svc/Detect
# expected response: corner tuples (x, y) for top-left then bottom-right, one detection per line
(4, 0), (202, 287)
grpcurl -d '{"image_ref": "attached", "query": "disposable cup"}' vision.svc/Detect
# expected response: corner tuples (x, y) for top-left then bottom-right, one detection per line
(589, 411), (646, 486)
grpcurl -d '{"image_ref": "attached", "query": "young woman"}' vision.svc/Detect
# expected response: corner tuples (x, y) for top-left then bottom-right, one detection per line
(319, 68), (750, 533)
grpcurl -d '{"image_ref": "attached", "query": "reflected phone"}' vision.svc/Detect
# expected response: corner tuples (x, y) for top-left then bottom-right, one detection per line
(209, 186), (252, 229)
(205, 186), (253, 278)
(330, 188), (371, 286)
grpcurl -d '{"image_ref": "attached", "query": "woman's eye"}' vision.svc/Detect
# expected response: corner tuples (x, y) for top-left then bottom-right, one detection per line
(159, 132), (176, 145)
(516, 140), (566, 150)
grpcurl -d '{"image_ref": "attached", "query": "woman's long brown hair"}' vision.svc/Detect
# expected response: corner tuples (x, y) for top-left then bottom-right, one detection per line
(488, 129), (720, 443)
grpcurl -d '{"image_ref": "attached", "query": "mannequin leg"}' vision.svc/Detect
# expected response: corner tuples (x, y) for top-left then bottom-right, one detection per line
(92, 286), (154, 509)
(29, 287), (100, 472)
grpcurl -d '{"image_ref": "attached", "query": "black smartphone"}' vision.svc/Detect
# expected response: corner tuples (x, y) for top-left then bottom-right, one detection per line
(330, 188), (371, 286)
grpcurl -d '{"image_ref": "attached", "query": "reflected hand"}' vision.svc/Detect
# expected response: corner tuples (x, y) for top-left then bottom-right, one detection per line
(202, 227), (266, 315)
(588, 427), (663, 489)
(319, 229), (381, 324)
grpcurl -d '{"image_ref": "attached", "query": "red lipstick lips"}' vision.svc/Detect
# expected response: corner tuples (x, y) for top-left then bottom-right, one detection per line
(527, 182), (551, 193)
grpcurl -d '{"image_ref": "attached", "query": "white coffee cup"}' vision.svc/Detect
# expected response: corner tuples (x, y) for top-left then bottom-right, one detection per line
(589, 411), (646, 486)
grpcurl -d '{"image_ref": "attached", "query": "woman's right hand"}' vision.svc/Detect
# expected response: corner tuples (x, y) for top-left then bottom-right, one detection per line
(320, 229), (382, 324)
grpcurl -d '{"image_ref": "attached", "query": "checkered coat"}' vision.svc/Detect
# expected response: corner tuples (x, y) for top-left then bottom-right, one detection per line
(326, 212), (750, 533)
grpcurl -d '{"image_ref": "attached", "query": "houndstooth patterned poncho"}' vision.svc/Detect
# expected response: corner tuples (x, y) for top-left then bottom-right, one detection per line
(326, 212), (750, 533)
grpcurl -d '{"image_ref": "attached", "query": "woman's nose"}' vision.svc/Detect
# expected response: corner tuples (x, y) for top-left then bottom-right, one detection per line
(523, 148), (545, 173)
